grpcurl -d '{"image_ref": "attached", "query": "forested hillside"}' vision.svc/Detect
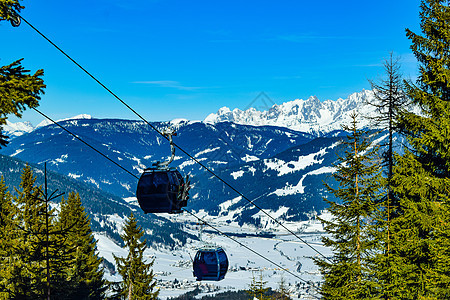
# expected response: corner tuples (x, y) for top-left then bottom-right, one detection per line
(0, 154), (196, 248)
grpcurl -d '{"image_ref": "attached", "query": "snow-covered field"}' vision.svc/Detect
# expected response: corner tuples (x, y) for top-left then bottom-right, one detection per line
(96, 211), (331, 299)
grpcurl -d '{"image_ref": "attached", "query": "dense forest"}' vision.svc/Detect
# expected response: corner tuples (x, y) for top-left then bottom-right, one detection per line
(315, 0), (450, 299)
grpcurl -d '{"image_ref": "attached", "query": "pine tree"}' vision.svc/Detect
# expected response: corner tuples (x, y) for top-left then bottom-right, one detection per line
(315, 112), (382, 299)
(0, 176), (18, 299)
(57, 192), (106, 299)
(8, 165), (75, 299)
(5, 165), (47, 299)
(0, 0), (23, 23)
(366, 53), (410, 298)
(386, 1), (450, 298)
(247, 271), (270, 300)
(1, 0), (45, 148)
(0, 59), (45, 148)
(275, 275), (291, 300)
(113, 213), (159, 300)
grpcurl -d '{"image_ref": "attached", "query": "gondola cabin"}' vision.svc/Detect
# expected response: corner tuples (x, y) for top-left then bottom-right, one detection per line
(193, 246), (228, 281)
(136, 168), (187, 213)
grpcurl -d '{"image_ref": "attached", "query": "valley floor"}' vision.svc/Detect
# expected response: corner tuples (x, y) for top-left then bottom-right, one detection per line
(95, 211), (331, 299)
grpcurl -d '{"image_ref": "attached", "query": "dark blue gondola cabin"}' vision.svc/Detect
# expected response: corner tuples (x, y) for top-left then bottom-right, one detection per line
(136, 168), (186, 213)
(193, 247), (228, 281)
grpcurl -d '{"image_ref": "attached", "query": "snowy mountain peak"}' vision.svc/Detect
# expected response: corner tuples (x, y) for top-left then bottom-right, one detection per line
(36, 114), (93, 128)
(3, 114), (93, 138)
(204, 90), (376, 135)
(4, 120), (34, 137)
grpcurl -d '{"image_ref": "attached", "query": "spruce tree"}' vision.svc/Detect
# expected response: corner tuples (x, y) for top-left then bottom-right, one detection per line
(1, 0), (45, 148)
(57, 192), (106, 299)
(315, 113), (382, 299)
(366, 53), (409, 298)
(0, 59), (45, 148)
(113, 213), (159, 300)
(9, 166), (75, 299)
(386, 0), (450, 298)
(0, 0), (22, 23)
(275, 275), (291, 300)
(0, 176), (17, 299)
(247, 271), (270, 300)
(10, 165), (47, 299)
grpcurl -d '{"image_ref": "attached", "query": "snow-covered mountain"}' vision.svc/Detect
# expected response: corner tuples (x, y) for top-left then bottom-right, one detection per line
(4, 90), (376, 139)
(204, 89), (376, 135)
(0, 89), (388, 223)
(0, 117), (390, 225)
(3, 120), (35, 137)
(3, 114), (93, 138)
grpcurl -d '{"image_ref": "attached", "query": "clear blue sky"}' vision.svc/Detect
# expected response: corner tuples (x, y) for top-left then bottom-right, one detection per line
(2, 0), (421, 125)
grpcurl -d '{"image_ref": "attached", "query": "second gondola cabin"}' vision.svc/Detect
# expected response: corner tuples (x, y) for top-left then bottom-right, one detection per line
(193, 246), (228, 281)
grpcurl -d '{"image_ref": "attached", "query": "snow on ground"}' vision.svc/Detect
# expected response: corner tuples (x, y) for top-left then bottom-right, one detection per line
(270, 166), (335, 196)
(123, 196), (139, 206)
(230, 170), (244, 180)
(218, 196), (242, 212)
(95, 211), (330, 299)
(241, 154), (259, 162)
(68, 173), (82, 179)
(10, 149), (24, 157)
(194, 147), (220, 158)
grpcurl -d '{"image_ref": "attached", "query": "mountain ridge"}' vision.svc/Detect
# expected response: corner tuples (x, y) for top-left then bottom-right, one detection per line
(4, 90), (375, 139)
(204, 89), (376, 135)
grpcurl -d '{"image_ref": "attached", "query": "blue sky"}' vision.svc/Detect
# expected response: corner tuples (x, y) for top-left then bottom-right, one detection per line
(2, 0), (421, 125)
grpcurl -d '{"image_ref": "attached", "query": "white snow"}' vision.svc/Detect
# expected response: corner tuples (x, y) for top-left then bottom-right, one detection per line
(36, 114), (92, 128)
(170, 118), (189, 125)
(68, 173), (82, 179)
(219, 196), (242, 212)
(270, 166), (335, 197)
(10, 149), (24, 157)
(242, 154), (259, 162)
(194, 147), (220, 158)
(230, 170), (244, 180)
(203, 90), (380, 135)
(86, 177), (100, 188)
(4, 120), (34, 137)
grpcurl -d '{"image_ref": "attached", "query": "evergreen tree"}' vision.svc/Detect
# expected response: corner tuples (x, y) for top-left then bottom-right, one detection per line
(315, 113), (382, 299)
(386, 0), (450, 298)
(275, 275), (291, 300)
(113, 213), (159, 300)
(7, 166), (71, 299)
(247, 271), (270, 300)
(0, 58), (45, 148)
(1, 0), (45, 148)
(0, 0), (22, 23)
(57, 192), (106, 299)
(366, 53), (410, 298)
(15, 165), (47, 299)
(0, 176), (18, 299)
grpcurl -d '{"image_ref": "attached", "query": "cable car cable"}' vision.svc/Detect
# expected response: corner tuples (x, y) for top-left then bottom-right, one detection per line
(33, 108), (139, 181)
(20, 15), (331, 263)
(30, 108), (323, 296)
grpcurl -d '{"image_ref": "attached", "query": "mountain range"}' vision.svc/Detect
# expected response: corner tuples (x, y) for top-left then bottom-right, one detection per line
(204, 89), (376, 135)
(5, 90), (375, 138)
(1, 90), (386, 226)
